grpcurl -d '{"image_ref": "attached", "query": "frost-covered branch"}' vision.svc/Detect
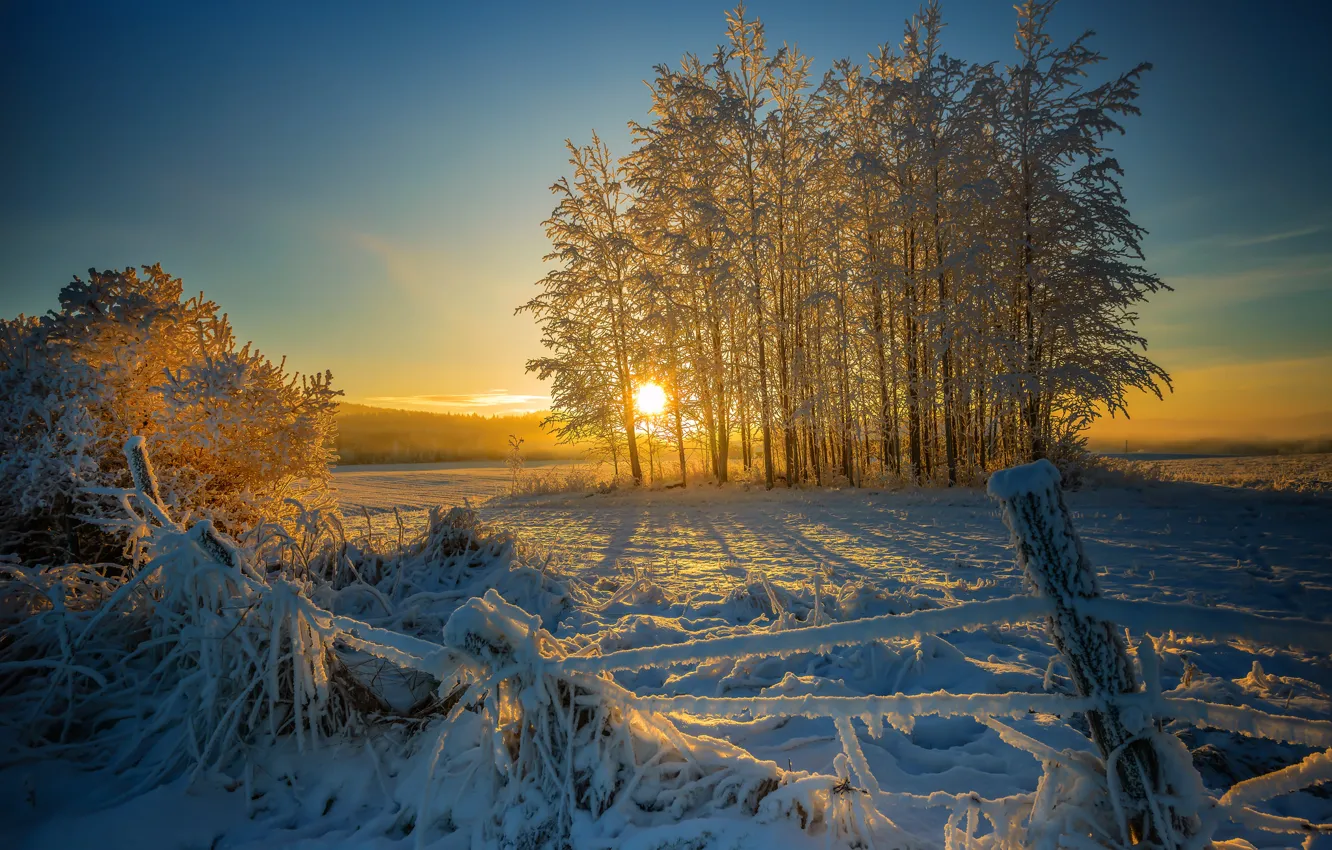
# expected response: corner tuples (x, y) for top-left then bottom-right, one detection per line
(1082, 596), (1332, 654)
(608, 689), (1098, 724)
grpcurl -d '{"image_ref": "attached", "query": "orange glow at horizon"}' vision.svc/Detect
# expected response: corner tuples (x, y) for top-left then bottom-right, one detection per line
(1086, 353), (1332, 447)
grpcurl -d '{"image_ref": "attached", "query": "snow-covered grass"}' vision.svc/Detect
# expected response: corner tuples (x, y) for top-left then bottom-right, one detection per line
(510, 462), (619, 497)
(6, 452), (1332, 848)
(1109, 453), (1332, 494)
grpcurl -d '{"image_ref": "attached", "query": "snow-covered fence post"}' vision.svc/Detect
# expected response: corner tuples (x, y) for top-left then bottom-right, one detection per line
(988, 459), (1198, 847)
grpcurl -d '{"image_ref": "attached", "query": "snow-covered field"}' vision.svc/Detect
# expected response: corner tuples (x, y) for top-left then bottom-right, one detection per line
(334, 460), (1332, 844)
(1114, 453), (1332, 494)
(334, 459), (1332, 616)
(330, 459), (576, 514)
(9, 460), (1331, 848)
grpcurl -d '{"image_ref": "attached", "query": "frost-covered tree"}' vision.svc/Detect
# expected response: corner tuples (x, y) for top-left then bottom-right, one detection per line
(763, 43), (816, 486)
(629, 53), (743, 483)
(524, 0), (1169, 487)
(0, 265), (339, 563)
(996, 0), (1170, 461)
(718, 3), (777, 489)
(522, 136), (646, 484)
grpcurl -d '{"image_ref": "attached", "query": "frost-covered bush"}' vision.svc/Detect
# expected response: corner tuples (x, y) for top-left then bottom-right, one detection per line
(0, 265), (338, 563)
(0, 450), (358, 790)
(1043, 430), (1095, 490)
(511, 463), (621, 497)
(313, 505), (573, 639)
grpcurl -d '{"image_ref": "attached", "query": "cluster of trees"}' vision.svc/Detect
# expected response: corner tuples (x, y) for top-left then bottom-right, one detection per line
(522, 1), (1169, 487)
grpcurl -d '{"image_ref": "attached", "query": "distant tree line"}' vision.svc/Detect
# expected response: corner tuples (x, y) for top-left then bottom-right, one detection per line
(335, 405), (581, 465)
(521, 0), (1169, 487)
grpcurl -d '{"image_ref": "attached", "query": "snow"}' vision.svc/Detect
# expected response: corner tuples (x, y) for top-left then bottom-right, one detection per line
(6, 463), (1332, 848)
(338, 465), (1332, 846)
(984, 458), (1063, 501)
(1113, 453), (1332, 494)
(332, 459), (577, 514)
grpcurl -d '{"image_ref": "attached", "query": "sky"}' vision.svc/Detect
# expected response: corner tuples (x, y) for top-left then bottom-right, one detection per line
(2, 0), (1330, 446)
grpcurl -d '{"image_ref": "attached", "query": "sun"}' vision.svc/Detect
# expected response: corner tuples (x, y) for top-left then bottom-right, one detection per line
(634, 381), (667, 416)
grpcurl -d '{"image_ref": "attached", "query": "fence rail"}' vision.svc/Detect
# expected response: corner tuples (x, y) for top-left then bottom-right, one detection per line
(326, 587), (1332, 839)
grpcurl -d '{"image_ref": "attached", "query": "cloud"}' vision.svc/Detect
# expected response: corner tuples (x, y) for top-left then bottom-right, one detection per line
(1145, 222), (1325, 266)
(347, 232), (451, 300)
(1159, 254), (1332, 309)
(364, 391), (551, 414)
(1229, 224), (1323, 248)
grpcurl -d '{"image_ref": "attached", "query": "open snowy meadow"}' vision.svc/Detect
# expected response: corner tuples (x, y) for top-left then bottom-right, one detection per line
(1112, 455), (1332, 495)
(332, 456), (1331, 614)
(332, 456), (1332, 613)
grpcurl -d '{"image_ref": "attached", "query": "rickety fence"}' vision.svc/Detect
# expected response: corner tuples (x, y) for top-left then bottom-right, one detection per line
(318, 459), (1332, 848)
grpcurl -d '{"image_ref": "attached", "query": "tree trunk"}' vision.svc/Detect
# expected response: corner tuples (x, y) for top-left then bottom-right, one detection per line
(620, 381), (642, 485)
(904, 226), (923, 484)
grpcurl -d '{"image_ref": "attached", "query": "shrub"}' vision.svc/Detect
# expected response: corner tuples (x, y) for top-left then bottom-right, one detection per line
(0, 444), (356, 790)
(510, 463), (616, 497)
(0, 264), (339, 563)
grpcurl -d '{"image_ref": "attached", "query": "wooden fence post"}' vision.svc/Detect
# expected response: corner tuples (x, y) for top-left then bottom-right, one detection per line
(988, 459), (1197, 846)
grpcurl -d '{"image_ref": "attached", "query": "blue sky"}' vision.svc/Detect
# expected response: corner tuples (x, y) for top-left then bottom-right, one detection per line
(2, 0), (1329, 439)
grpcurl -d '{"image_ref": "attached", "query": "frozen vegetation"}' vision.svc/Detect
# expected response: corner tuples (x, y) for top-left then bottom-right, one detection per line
(1112, 455), (1332, 495)
(6, 448), (1331, 849)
